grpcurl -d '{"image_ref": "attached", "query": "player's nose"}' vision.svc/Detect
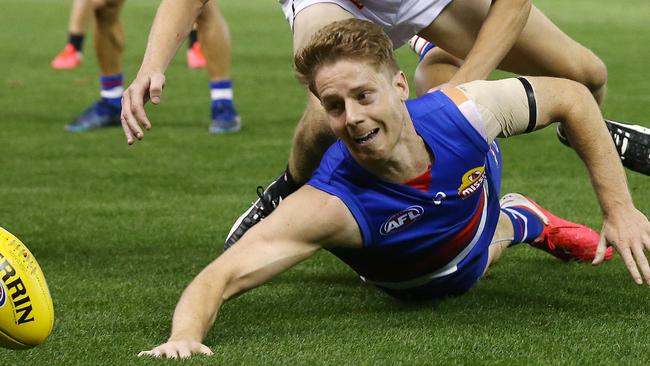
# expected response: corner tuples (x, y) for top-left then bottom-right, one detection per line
(344, 100), (365, 126)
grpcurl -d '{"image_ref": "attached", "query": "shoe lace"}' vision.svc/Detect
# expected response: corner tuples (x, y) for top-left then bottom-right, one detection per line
(255, 185), (282, 215)
(252, 173), (296, 218)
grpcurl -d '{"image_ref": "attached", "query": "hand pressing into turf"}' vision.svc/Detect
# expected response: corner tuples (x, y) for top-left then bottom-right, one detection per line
(593, 206), (650, 285)
(138, 339), (213, 359)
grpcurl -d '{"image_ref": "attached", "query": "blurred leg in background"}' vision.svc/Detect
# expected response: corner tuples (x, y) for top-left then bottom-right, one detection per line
(65, 0), (125, 132)
(196, 1), (241, 134)
(51, 0), (96, 70)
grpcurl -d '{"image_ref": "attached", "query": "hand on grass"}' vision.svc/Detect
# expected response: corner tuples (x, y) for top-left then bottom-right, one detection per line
(120, 71), (165, 145)
(138, 339), (213, 359)
(593, 207), (650, 285)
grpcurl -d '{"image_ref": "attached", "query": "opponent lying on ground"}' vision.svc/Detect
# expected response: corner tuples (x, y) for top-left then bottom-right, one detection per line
(138, 20), (650, 359)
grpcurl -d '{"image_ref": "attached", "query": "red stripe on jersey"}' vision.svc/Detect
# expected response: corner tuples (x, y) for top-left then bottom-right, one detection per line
(349, 188), (486, 282)
(403, 166), (432, 192)
(406, 189), (485, 276)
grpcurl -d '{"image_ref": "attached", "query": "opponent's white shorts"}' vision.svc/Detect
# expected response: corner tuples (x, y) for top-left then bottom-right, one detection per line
(279, 0), (453, 48)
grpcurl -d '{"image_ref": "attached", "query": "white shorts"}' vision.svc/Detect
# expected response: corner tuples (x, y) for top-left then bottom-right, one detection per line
(279, 0), (453, 48)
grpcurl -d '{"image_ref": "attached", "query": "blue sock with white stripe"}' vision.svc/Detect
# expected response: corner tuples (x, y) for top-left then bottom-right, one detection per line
(99, 74), (123, 115)
(210, 80), (237, 120)
(210, 80), (233, 106)
(500, 206), (544, 245)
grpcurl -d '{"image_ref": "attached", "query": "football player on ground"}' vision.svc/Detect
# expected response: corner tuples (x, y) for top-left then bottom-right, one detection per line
(63, 0), (240, 133)
(137, 20), (650, 359)
(119, 0), (650, 249)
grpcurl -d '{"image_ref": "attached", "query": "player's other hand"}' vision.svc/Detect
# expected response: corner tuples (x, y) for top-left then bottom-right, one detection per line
(138, 339), (213, 359)
(120, 71), (166, 145)
(593, 206), (650, 285)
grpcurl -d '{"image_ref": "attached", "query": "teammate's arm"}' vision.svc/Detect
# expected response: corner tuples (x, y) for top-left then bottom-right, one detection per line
(121, 0), (206, 145)
(447, 0), (531, 85)
(456, 77), (650, 285)
(138, 186), (360, 359)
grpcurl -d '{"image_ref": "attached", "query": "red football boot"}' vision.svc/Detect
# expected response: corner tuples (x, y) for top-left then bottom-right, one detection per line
(187, 42), (206, 69)
(51, 43), (83, 70)
(500, 193), (614, 262)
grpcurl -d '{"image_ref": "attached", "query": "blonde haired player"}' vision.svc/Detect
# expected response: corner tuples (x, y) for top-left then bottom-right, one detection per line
(138, 20), (650, 359)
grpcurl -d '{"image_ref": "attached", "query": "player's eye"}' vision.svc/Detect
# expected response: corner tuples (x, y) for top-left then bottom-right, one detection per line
(324, 101), (344, 116)
(357, 91), (373, 103)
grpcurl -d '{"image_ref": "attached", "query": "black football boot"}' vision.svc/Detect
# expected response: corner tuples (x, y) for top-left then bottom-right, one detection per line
(556, 119), (650, 175)
(224, 169), (301, 250)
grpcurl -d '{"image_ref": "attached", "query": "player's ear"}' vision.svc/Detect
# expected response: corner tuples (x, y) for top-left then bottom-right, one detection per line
(393, 71), (409, 101)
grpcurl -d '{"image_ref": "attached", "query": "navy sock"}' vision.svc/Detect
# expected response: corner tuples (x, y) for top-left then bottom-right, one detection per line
(500, 206), (545, 245)
(99, 74), (123, 115)
(188, 29), (198, 49)
(69, 33), (84, 52)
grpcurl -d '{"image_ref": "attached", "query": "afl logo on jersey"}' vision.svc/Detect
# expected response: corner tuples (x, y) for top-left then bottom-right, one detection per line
(380, 206), (424, 236)
(458, 166), (485, 199)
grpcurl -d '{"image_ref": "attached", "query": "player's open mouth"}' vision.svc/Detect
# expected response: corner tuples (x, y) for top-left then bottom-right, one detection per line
(353, 128), (379, 145)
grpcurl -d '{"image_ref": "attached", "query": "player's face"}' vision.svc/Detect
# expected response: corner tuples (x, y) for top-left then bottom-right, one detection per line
(314, 59), (410, 164)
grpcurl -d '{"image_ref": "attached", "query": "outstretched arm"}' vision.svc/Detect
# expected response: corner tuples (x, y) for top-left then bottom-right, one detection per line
(454, 77), (650, 284)
(138, 186), (361, 359)
(529, 78), (650, 284)
(121, 0), (206, 144)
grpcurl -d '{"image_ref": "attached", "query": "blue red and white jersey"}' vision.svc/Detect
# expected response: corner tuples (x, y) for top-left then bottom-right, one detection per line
(307, 90), (502, 292)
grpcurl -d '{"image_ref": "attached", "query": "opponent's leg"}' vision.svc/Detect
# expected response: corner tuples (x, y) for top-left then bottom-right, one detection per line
(197, 1), (241, 134)
(417, 1), (607, 101)
(288, 4), (355, 182)
(285, 3), (355, 181)
(224, 3), (354, 248)
(408, 36), (462, 95)
(52, 0), (94, 69)
(417, 1), (649, 175)
(66, 0), (125, 132)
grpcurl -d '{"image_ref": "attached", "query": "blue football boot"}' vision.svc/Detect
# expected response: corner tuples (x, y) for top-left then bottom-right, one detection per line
(65, 100), (121, 132)
(209, 100), (241, 134)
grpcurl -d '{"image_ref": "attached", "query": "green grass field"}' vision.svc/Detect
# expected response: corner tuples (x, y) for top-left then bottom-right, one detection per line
(1, 0), (650, 364)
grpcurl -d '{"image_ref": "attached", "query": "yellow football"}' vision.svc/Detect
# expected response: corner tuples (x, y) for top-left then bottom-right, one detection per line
(0, 227), (54, 349)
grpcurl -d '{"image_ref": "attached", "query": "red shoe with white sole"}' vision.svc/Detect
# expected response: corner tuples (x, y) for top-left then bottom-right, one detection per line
(500, 193), (614, 262)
